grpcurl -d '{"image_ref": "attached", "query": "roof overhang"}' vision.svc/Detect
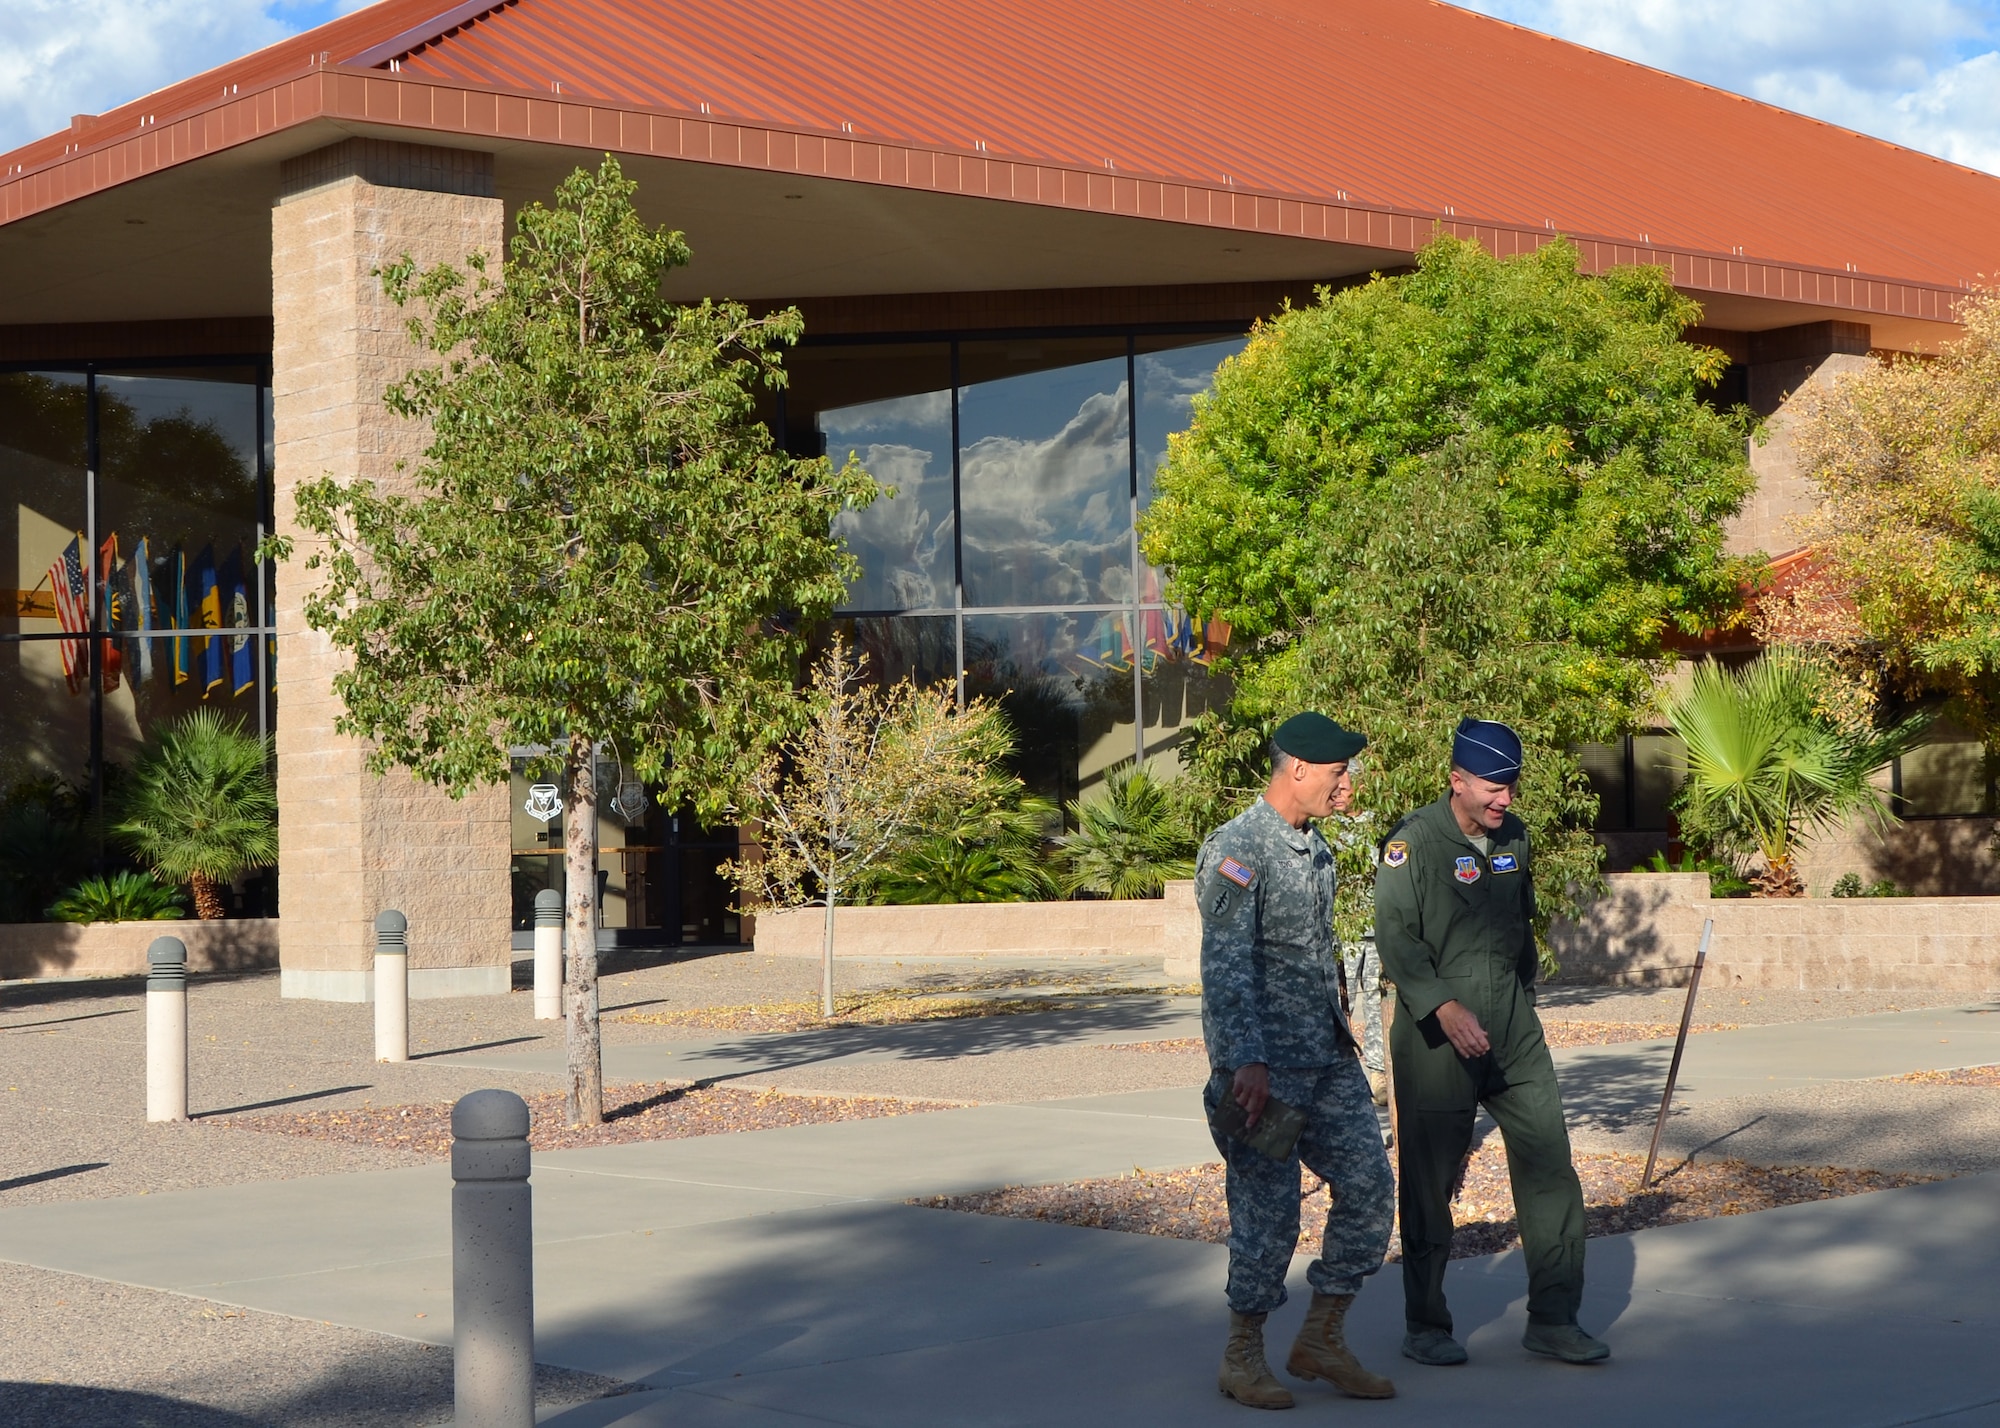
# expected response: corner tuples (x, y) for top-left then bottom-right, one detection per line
(0, 63), (1972, 349)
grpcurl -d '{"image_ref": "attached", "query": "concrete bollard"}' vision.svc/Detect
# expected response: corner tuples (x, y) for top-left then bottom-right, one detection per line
(532, 889), (562, 1021)
(145, 936), (189, 1123)
(452, 1089), (535, 1428)
(374, 910), (409, 1063)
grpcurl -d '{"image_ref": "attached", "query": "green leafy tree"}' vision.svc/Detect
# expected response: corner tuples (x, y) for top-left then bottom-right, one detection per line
(112, 709), (276, 920)
(1666, 651), (1928, 897)
(1141, 236), (1757, 959)
(726, 635), (1004, 1014)
(1764, 289), (2000, 732)
(278, 158), (873, 1125)
(1060, 762), (1197, 899)
(47, 871), (187, 924)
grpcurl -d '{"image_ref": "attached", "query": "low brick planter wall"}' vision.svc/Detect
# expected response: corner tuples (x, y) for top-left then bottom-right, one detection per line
(756, 881), (1201, 967)
(1549, 873), (2000, 995)
(0, 918), (279, 981)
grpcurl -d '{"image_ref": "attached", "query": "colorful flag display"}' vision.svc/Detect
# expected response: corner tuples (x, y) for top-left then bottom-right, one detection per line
(195, 543), (222, 696)
(130, 536), (157, 685)
(223, 545), (254, 697)
(172, 545), (192, 687)
(46, 533), (89, 694)
(96, 534), (124, 693)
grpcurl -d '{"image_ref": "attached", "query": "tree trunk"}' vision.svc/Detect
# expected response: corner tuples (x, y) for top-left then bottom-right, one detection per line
(1756, 857), (1805, 898)
(821, 885), (836, 1019)
(564, 734), (604, 1127)
(189, 871), (226, 921)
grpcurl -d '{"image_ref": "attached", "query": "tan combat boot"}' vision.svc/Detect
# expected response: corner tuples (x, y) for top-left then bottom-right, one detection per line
(1287, 1293), (1397, 1399)
(1219, 1310), (1295, 1409)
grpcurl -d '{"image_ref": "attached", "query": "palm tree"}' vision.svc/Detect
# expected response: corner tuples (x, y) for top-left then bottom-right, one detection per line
(1061, 761), (1198, 899)
(113, 709), (277, 920)
(1665, 652), (1928, 897)
(869, 772), (1058, 904)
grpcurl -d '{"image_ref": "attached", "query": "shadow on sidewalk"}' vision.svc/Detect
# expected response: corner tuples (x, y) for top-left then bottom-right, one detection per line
(681, 998), (1192, 1085)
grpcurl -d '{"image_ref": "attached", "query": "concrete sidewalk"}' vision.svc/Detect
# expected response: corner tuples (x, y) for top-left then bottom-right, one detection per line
(438, 998), (1206, 1090)
(1, 1080), (1996, 1427)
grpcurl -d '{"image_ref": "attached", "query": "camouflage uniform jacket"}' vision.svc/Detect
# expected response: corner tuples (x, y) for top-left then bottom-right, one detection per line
(1198, 797), (1357, 1071)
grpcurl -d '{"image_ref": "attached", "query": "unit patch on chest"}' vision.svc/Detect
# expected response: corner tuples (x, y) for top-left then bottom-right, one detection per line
(1454, 855), (1481, 884)
(1218, 856), (1257, 888)
(1490, 853), (1519, 874)
(1382, 841), (1409, 868)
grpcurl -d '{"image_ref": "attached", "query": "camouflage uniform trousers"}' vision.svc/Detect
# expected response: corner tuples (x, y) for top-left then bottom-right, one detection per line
(1204, 1057), (1395, 1314)
(1341, 934), (1385, 1076)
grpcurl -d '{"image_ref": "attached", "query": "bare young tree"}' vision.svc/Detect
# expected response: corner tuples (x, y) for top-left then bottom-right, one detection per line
(729, 634), (1002, 1016)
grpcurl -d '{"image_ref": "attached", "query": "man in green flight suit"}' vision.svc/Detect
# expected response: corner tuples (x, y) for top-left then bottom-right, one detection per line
(1374, 718), (1608, 1367)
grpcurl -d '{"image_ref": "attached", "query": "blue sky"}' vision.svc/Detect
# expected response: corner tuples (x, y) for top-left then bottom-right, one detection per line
(2, 0), (1997, 174)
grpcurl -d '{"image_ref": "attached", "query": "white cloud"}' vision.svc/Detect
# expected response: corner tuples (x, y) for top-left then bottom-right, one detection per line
(0, 0), (374, 153)
(1458, 0), (2000, 173)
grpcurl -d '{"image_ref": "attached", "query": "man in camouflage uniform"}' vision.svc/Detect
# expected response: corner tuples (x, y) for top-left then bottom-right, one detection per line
(1341, 930), (1387, 1105)
(1199, 711), (1397, 1410)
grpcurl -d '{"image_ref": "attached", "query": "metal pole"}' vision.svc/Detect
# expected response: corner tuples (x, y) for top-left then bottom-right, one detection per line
(374, 909), (409, 1063)
(1642, 917), (1714, 1188)
(532, 889), (563, 1021)
(145, 936), (189, 1122)
(452, 1089), (535, 1428)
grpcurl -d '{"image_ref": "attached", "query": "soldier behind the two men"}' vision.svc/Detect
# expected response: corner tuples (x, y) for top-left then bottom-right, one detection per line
(1197, 711), (1399, 1409)
(1374, 718), (1609, 1367)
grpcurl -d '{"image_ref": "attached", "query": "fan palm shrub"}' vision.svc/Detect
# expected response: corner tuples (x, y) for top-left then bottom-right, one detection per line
(1061, 762), (1198, 899)
(1665, 653), (1928, 897)
(47, 871), (187, 923)
(868, 771), (1057, 904)
(112, 709), (277, 920)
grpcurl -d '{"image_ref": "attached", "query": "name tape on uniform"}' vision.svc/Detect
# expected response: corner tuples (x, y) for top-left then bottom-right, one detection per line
(1491, 853), (1519, 873)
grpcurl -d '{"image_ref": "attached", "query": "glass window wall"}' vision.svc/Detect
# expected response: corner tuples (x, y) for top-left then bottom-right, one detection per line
(0, 360), (274, 922)
(785, 329), (1244, 814)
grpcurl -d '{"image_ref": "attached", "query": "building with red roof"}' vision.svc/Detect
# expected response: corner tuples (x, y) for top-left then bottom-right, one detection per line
(2, 0), (1994, 991)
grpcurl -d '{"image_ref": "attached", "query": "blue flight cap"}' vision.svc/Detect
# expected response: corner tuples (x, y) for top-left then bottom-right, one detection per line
(1452, 718), (1523, 782)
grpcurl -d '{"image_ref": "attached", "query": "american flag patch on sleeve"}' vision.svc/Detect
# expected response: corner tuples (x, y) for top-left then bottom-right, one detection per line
(1219, 856), (1257, 888)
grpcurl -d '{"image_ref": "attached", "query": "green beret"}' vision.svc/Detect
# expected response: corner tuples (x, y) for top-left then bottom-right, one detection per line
(1273, 712), (1367, 764)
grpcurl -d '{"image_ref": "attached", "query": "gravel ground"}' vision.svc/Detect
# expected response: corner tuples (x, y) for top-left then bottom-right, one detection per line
(238, 1082), (961, 1157)
(1536, 984), (1972, 1025)
(917, 1145), (1936, 1260)
(0, 1263), (629, 1428)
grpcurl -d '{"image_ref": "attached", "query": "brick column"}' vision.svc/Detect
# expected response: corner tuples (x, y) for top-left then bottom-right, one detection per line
(1724, 320), (1874, 557)
(271, 141), (512, 1001)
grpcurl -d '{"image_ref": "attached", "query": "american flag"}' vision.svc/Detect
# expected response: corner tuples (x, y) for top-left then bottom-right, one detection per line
(47, 534), (89, 694)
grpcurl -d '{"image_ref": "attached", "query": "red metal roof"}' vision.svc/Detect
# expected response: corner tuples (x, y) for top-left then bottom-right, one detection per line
(5, 0), (1997, 301)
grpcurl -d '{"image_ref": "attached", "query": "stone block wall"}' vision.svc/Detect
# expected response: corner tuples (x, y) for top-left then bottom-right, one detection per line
(0, 919), (278, 980)
(1549, 872), (2000, 996)
(756, 881), (1201, 967)
(270, 147), (512, 1001)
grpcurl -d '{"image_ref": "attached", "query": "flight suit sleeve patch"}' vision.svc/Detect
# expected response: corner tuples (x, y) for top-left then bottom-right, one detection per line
(1382, 841), (1408, 868)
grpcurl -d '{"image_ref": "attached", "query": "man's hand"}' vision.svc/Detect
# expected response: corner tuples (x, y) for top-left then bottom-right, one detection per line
(1435, 1000), (1491, 1058)
(1232, 1062), (1271, 1128)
